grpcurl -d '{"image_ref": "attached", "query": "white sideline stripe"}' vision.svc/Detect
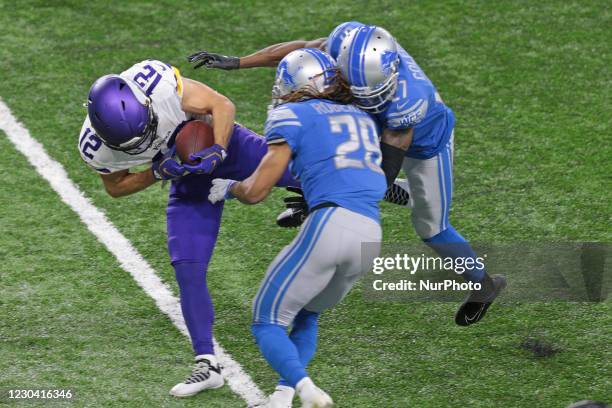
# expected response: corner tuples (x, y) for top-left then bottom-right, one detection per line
(0, 99), (266, 407)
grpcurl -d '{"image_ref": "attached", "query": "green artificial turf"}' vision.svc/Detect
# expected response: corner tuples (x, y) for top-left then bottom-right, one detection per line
(0, 1), (610, 406)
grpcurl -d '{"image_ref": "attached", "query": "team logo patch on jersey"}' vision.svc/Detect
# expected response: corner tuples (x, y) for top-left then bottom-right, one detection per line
(388, 99), (429, 128)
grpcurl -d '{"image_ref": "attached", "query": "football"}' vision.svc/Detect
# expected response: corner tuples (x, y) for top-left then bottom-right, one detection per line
(175, 120), (215, 164)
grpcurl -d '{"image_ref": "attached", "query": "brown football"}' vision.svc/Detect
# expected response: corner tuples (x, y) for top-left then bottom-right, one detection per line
(175, 120), (215, 164)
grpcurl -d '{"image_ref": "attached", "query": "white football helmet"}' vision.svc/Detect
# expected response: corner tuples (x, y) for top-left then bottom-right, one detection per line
(337, 26), (400, 113)
(271, 48), (337, 108)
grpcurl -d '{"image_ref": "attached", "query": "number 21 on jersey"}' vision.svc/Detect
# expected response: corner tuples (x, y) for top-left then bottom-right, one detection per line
(329, 114), (383, 173)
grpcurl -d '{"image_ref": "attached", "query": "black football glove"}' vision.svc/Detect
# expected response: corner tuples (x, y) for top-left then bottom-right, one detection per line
(188, 51), (240, 70)
(384, 179), (410, 206)
(276, 187), (308, 228)
(276, 181), (408, 228)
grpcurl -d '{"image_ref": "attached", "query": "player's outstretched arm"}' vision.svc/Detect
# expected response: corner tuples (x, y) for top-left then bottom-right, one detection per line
(230, 143), (292, 204)
(99, 169), (157, 198)
(188, 38), (326, 70)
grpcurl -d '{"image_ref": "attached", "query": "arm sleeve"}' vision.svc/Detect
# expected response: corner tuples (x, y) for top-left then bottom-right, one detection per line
(264, 105), (303, 153)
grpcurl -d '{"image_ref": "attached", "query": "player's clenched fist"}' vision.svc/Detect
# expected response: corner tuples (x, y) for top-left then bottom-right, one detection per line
(183, 144), (227, 175)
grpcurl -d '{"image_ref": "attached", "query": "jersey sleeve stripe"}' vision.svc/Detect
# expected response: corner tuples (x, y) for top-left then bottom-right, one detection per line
(267, 136), (287, 144)
(265, 120), (302, 134)
(172, 66), (184, 97)
(267, 107), (298, 121)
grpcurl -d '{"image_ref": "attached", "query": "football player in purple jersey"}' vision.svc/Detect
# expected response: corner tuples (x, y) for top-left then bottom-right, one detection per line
(189, 22), (506, 328)
(79, 59), (299, 397)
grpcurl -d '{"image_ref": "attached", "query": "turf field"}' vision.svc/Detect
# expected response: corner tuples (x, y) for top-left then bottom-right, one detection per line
(0, 0), (610, 407)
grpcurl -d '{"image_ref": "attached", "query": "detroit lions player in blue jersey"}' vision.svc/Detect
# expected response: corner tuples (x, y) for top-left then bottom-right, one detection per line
(208, 49), (386, 408)
(336, 25), (506, 325)
(189, 22), (506, 326)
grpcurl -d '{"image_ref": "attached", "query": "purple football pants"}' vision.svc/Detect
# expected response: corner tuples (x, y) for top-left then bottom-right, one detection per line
(166, 124), (298, 356)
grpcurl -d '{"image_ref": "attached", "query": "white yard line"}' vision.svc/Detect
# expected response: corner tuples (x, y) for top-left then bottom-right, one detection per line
(0, 98), (266, 407)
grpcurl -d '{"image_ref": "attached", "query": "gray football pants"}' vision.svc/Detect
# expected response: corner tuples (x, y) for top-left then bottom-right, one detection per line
(252, 206), (382, 326)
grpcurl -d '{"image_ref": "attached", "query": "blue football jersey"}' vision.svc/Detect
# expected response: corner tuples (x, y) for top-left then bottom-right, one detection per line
(376, 45), (455, 159)
(265, 99), (387, 222)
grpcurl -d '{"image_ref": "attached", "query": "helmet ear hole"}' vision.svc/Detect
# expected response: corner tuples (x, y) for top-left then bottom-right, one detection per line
(121, 101), (126, 110)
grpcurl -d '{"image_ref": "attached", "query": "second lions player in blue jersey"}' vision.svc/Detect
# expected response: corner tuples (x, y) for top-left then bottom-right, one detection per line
(208, 49), (386, 408)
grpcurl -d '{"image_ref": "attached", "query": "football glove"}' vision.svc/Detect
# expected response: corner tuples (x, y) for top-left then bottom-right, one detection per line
(208, 178), (237, 204)
(188, 51), (240, 70)
(276, 187), (308, 228)
(151, 146), (187, 181)
(183, 144), (227, 175)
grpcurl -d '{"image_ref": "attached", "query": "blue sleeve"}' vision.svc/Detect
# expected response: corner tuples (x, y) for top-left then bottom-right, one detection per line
(264, 105), (304, 153)
(382, 68), (430, 130)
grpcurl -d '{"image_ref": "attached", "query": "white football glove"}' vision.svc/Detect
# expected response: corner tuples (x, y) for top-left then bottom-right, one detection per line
(208, 178), (237, 204)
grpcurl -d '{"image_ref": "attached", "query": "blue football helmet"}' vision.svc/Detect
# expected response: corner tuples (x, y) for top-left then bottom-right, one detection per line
(271, 48), (337, 108)
(337, 26), (400, 114)
(86, 75), (159, 155)
(326, 21), (365, 59)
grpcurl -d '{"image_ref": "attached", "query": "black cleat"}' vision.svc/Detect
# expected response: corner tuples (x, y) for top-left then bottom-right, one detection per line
(455, 274), (507, 326)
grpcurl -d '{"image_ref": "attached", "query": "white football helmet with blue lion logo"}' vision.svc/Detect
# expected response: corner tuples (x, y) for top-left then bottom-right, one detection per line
(271, 48), (337, 108)
(337, 25), (399, 114)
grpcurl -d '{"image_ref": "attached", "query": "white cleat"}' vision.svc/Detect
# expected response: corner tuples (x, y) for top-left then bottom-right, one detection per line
(263, 385), (295, 408)
(169, 354), (224, 397)
(296, 377), (333, 408)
